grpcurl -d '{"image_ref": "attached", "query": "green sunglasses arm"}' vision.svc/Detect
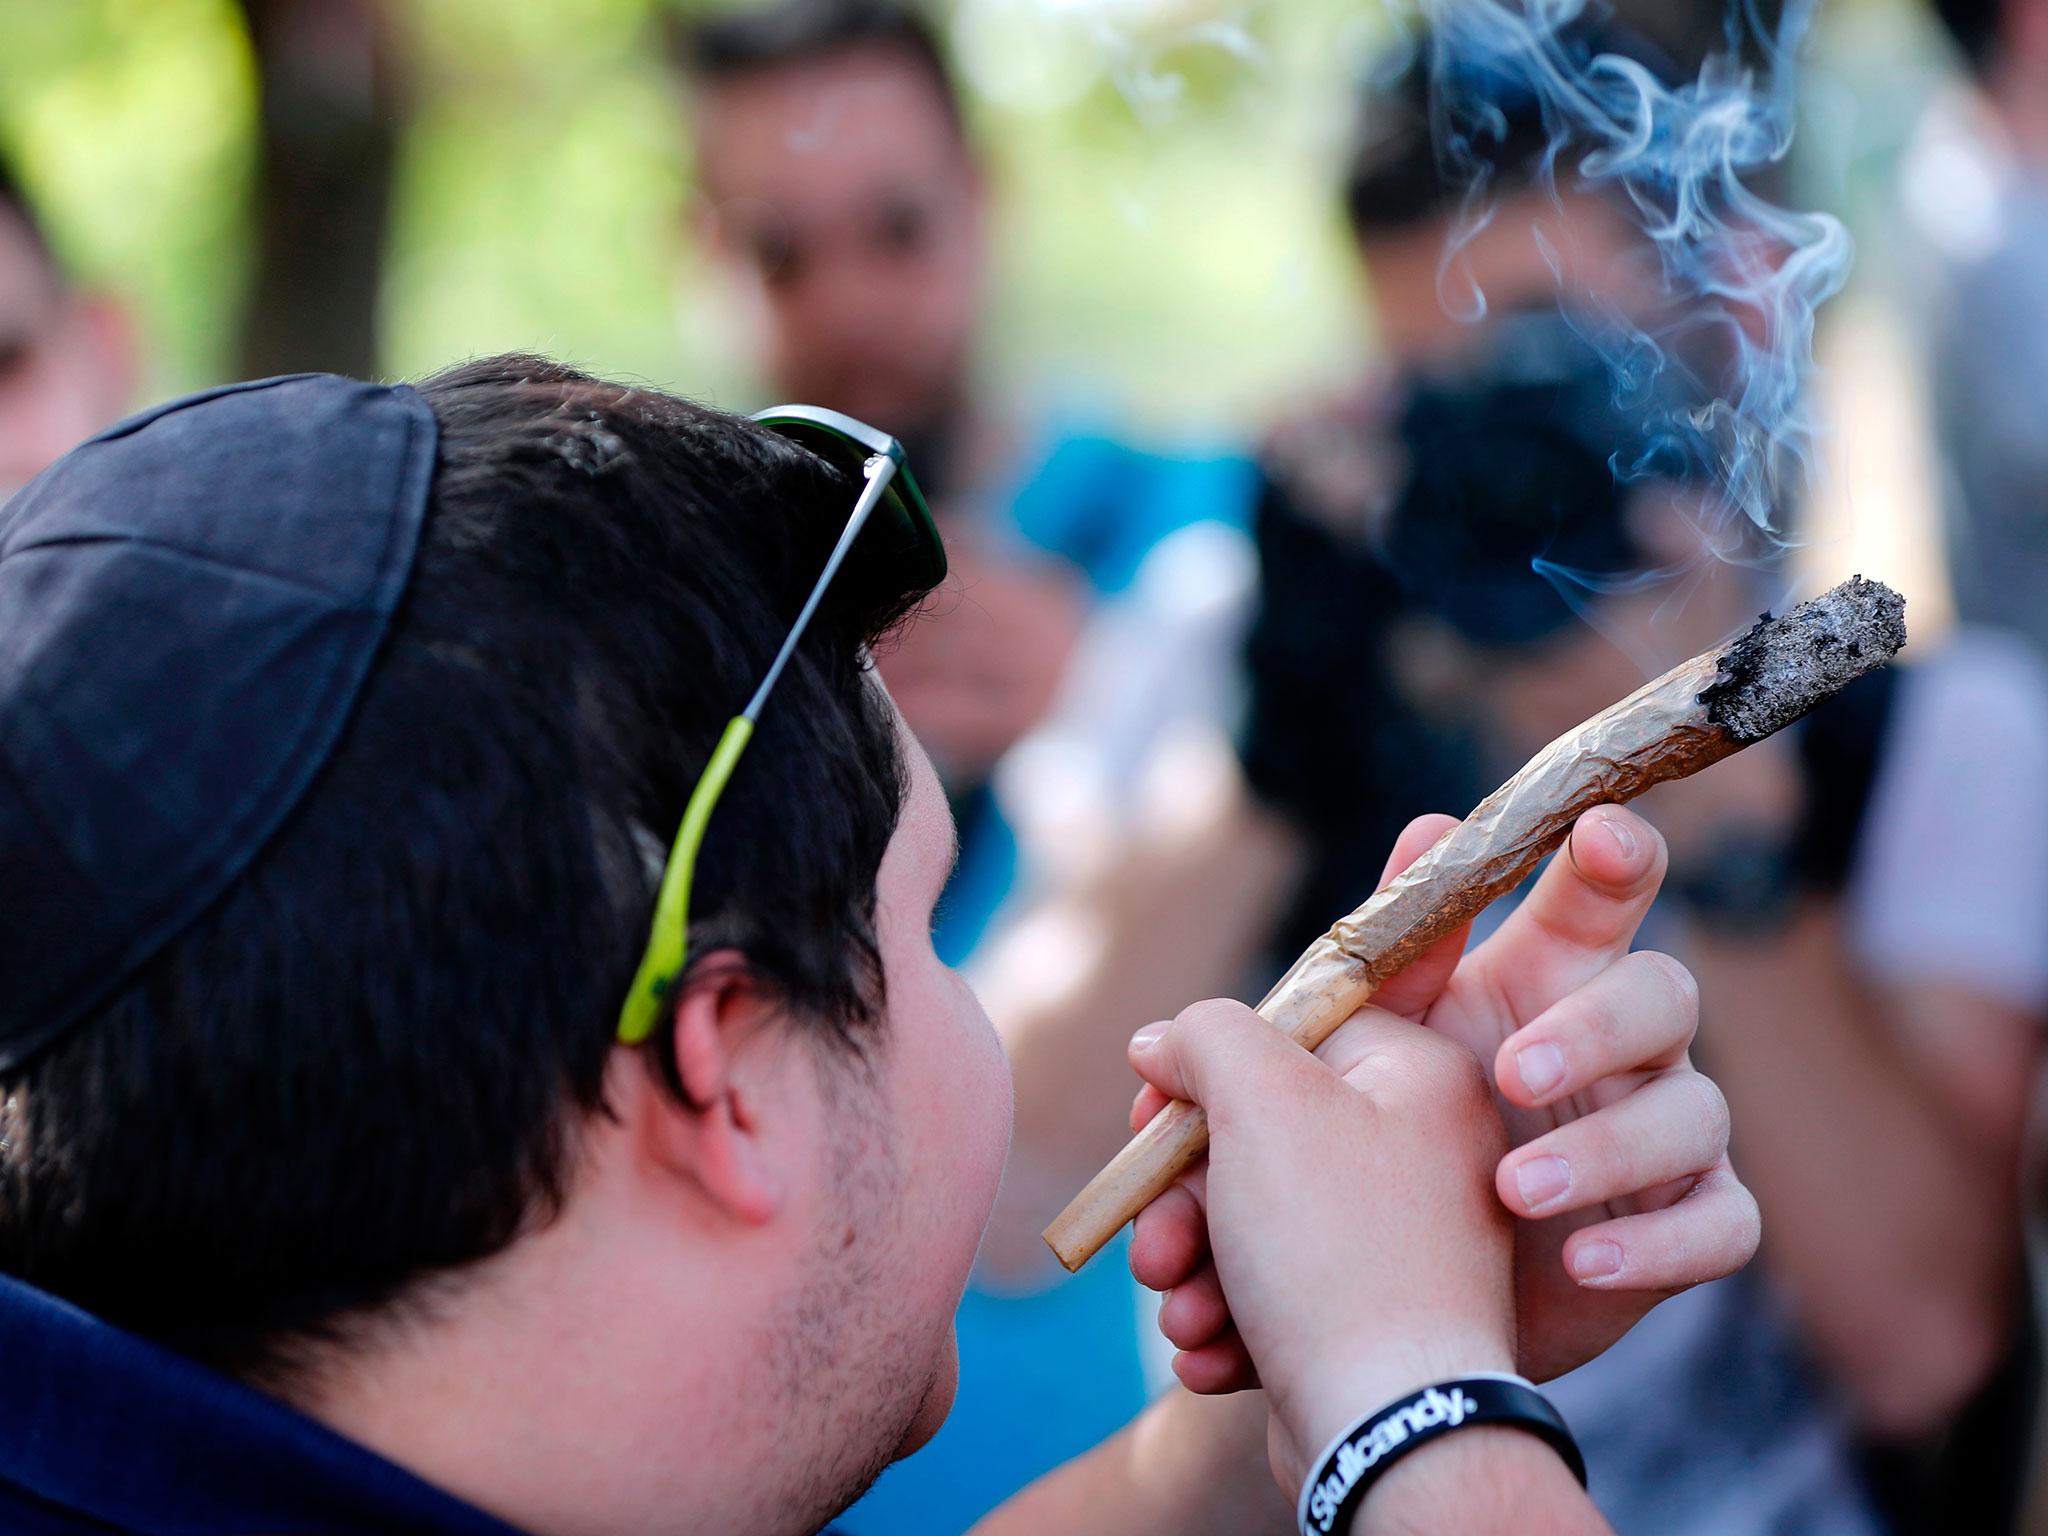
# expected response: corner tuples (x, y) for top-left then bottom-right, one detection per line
(615, 412), (940, 1050)
(616, 713), (756, 1045)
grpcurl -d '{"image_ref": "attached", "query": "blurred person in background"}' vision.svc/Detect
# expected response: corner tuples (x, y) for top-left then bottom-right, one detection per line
(1240, 23), (2048, 1536)
(671, 3), (1259, 1531)
(1910, 11), (2048, 1524)
(675, 0), (1255, 959)
(956, 13), (2048, 1532)
(0, 152), (135, 499)
(1906, 0), (2048, 662)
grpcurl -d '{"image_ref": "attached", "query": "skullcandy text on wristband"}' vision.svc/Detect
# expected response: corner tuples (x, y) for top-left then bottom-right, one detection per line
(1296, 1374), (1586, 1536)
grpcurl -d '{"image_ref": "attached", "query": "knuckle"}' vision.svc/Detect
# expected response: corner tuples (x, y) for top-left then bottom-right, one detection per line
(1691, 1074), (1733, 1153)
(1636, 950), (1700, 1016)
(1578, 986), (1632, 1056)
(1170, 998), (1248, 1056)
(1410, 1032), (1496, 1114)
(1730, 1176), (1764, 1256)
(1571, 1112), (1635, 1188)
(1313, 1008), (1378, 1069)
(1541, 984), (1628, 1069)
(1684, 1163), (1762, 1271)
(1175, 997), (1245, 1033)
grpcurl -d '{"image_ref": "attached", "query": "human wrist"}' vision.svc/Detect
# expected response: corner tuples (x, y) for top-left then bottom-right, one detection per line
(1277, 1327), (1516, 1489)
(1296, 1375), (1583, 1536)
(1336, 1422), (1590, 1536)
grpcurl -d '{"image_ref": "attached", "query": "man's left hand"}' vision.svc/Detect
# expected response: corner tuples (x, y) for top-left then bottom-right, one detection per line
(1130, 804), (1761, 1388)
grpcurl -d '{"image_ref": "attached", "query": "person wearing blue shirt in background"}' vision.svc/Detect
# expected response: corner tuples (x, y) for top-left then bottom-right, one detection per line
(673, 5), (1256, 1528)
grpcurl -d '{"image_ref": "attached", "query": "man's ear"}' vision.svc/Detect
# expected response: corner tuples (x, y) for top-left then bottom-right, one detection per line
(636, 950), (788, 1227)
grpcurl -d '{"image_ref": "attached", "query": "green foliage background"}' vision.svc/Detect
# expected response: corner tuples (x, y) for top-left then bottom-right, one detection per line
(0, 0), (1957, 432)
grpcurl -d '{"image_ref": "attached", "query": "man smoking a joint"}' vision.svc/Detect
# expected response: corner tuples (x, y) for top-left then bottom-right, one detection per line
(0, 356), (1756, 1535)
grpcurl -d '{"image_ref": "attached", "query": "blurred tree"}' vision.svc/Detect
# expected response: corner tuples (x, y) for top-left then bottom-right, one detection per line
(0, 0), (1943, 426)
(0, 0), (252, 391)
(235, 0), (401, 378)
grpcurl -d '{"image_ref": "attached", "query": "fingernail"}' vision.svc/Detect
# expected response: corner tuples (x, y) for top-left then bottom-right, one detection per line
(1599, 810), (1638, 861)
(1130, 1022), (1166, 1052)
(1516, 1042), (1567, 1099)
(1571, 1240), (1623, 1281)
(1515, 1155), (1572, 1211)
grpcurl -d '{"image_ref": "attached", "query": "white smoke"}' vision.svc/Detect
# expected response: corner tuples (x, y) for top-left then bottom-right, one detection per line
(1416, 0), (1853, 537)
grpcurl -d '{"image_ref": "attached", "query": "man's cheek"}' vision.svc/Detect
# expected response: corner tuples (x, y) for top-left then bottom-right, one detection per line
(914, 983), (1009, 1213)
(964, 996), (1013, 1199)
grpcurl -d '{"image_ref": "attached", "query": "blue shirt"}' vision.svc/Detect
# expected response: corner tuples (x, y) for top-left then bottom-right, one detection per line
(0, 1272), (866, 1535)
(848, 430), (1256, 1533)
(840, 1233), (1147, 1536)
(930, 430), (1257, 968)
(0, 1271), (526, 1535)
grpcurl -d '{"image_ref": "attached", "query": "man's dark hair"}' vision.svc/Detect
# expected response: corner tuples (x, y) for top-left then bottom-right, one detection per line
(1930, 0), (2001, 73)
(1343, 20), (1682, 240)
(1344, 44), (1550, 238)
(0, 355), (926, 1387)
(674, 0), (962, 134)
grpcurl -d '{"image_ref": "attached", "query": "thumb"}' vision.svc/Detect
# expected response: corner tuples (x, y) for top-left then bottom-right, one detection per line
(1129, 998), (1322, 1129)
(1359, 813), (1474, 1019)
(1458, 804), (1667, 1020)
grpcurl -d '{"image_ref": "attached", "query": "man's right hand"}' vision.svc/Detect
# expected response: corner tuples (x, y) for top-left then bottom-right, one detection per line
(1121, 999), (1518, 1490)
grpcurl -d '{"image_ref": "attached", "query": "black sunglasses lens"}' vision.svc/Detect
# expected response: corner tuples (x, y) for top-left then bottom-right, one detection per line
(760, 420), (947, 626)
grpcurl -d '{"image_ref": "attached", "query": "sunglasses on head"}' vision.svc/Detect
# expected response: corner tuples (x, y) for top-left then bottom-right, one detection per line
(615, 405), (945, 1046)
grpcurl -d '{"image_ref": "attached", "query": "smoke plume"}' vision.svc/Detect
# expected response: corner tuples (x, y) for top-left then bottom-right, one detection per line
(1416, 0), (1852, 539)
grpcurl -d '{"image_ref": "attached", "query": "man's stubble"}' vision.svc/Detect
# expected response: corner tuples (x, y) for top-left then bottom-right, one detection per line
(740, 1048), (943, 1536)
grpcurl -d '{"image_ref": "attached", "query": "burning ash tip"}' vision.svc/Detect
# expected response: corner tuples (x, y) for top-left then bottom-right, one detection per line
(1699, 576), (1908, 744)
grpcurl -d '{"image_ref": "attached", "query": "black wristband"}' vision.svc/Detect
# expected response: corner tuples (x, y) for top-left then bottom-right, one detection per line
(1296, 1374), (1586, 1536)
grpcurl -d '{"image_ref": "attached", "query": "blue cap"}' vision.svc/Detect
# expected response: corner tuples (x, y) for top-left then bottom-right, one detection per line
(0, 374), (437, 1071)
